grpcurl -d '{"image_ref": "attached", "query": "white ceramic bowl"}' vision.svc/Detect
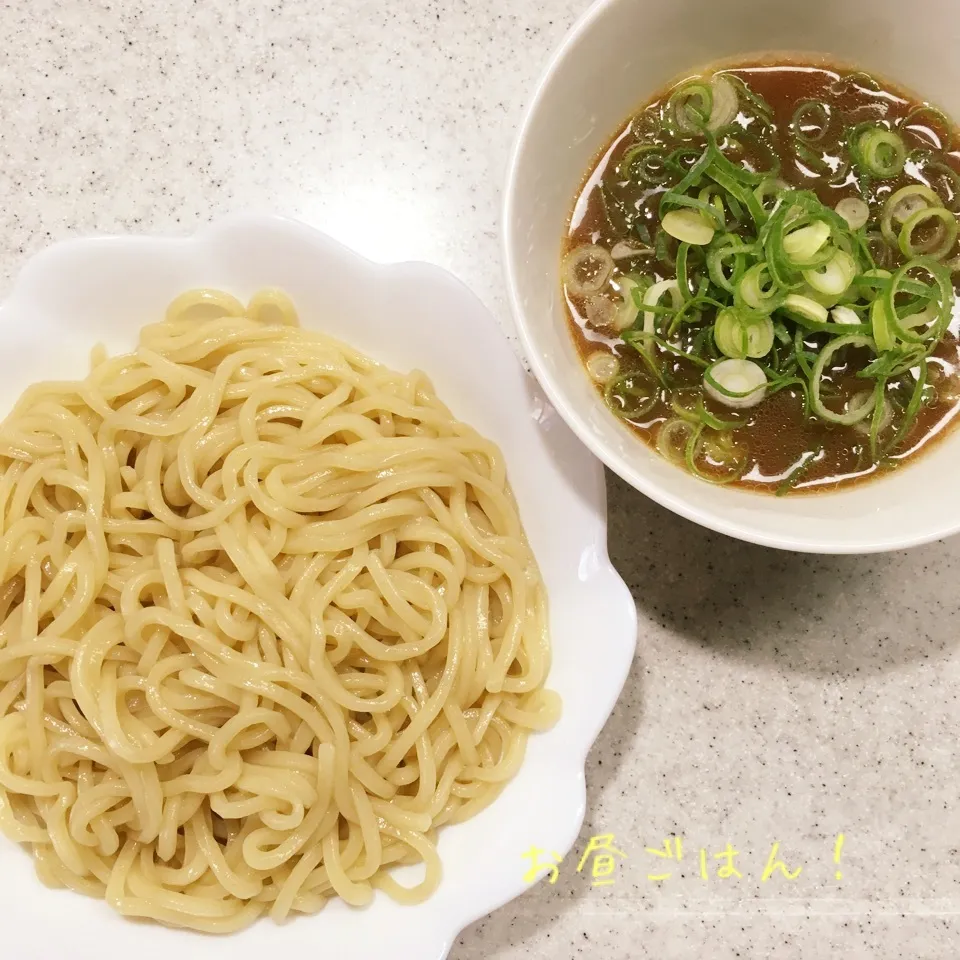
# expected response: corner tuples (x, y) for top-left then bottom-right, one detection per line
(504, 0), (960, 554)
(0, 214), (637, 960)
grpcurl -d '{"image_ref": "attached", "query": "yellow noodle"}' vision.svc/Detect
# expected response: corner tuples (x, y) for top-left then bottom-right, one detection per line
(0, 288), (559, 933)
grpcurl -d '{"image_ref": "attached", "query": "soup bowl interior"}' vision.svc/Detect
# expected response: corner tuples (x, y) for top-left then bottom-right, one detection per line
(504, 0), (960, 553)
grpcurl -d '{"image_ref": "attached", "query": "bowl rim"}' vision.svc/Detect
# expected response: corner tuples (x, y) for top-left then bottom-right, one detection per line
(501, 0), (959, 556)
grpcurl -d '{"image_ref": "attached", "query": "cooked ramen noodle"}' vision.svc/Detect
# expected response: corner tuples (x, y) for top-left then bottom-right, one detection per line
(0, 288), (558, 933)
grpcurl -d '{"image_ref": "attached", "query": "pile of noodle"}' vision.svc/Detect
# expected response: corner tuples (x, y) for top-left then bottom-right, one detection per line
(0, 289), (558, 932)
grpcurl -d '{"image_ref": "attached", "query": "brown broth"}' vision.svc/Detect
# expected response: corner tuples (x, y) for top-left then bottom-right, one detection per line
(563, 59), (960, 494)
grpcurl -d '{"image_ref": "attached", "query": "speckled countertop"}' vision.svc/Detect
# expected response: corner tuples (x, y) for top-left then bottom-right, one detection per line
(1, 2), (958, 958)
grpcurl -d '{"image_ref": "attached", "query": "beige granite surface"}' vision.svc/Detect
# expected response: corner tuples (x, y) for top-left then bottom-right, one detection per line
(1, 1), (958, 957)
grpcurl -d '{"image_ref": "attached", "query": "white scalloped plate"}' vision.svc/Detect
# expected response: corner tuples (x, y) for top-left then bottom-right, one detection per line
(0, 214), (637, 960)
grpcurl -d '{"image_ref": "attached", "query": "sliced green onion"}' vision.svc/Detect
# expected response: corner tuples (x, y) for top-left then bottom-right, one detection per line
(754, 177), (788, 216)
(698, 403), (743, 431)
(831, 305), (862, 326)
(782, 294), (829, 325)
(783, 221), (831, 263)
(660, 191), (726, 229)
(810, 335), (878, 424)
(620, 144), (672, 184)
(885, 257), (954, 344)
(900, 103), (953, 151)
(662, 209), (717, 245)
(622, 330), (665, 384)
(723, 130), (782, 180)
(706, 74), (739, 131)
(707, 166), (767, 225)
(925, 160), (960, 212)
(586, 351), (620, 383)
(862, 230), (891, 269)
(707, 235), (751, 294)
(584, 295), (616, 330)
(685, 426), (749, 484)
(835, 197), (869, 230)
(669, 81), (713, 134)
(609, 276), (642, 330)
(669, 388), (704, 423)
(776, 447), (824, 495)
(857, 127), (907, 178)
(665, 145), (707, 180)
(651, 334), (710, 367)
(802, 249), (857, 296)
(610, 241), (654, 260)
(604, 372), (660, 419)
(657, 418), (697, 462)
(901, 300), (939, 332)
(642, 279), (682, 334)
(870, 297), (895, 351)
(713, 307), (746, 358)
(898, 206), (959, 260)
(698, 185), (728, 228)
(795, 141), (830, 174)
(835, 71), (882, 94)
(703, 358), (768, 409)
(796, 284), (843, 310)
(791, 100), (830, 144)
(853, 395), (893, 436)
(857, 267), (892, 302)
(714, 308), (774, 359)
(865, 380), (888, 460)
(675, 243), (695, 301)
(881, 184), (942, 246)
(665, 292), (719, 336)
(723, 74), (774, 118)
(563, 244), (614, 296)
(655, 225), (676, 265)
(736, 262), (785, 315)
(886, 363), (930, 453)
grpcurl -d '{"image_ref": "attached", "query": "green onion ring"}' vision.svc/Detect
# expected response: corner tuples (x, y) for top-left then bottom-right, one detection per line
(898, 206), (959, 260)
(886, 363), (930, 454)
(707, 235), (753, 294)
(669, 82), (714, 134)
(856, 127), (907, 178)
(620, 144), (671, 184)
(604, 372), (660, 419)
(885, 257), (954, 344)
(736, 262), (786, 315)
(684, 425), (749, 484)
(656, 418), (697, 462)
(899, 104), (954, 152)
(925, 160), (960, 212)
(810, 335), (879, 424)
(791, 100), (831, 144)
(881, 184), (943, 247)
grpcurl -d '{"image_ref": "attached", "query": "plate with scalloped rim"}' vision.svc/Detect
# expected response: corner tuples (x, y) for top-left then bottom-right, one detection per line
(0, 213), (637, 960)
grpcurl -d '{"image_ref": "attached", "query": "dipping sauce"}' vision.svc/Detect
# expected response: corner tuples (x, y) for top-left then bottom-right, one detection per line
(563, 60), (960, 493)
